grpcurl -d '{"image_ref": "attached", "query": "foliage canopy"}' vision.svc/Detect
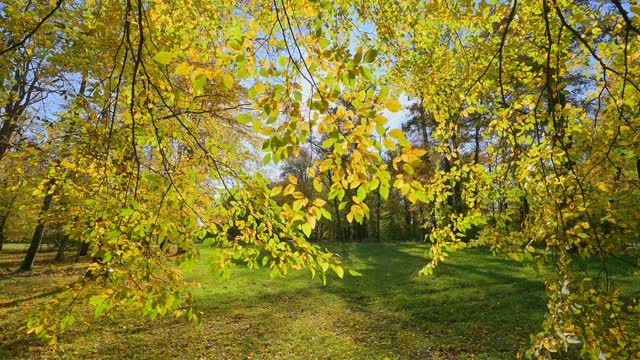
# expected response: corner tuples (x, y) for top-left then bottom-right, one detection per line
(1, 0), (639, 357)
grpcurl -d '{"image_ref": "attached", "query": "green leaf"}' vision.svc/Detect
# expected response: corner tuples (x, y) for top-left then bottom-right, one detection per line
(352, 47), (363, 64)
(262, 153), (271, 165)
(363, 49), (379, 63)
(361, 66), (372, 81)
(236, 113), (252, 124)
(223, 74), (234, 89)
(357, 186), (366, 201)
(301, 223), (312, 237)
(270, 186), (282, 197)
(379, 185), (390, 200)
(228, 38), (242, 51)
(334, 266), (344, 279)
(95, 303), (107, 318)
(403, 163), (414, 175)
(62, 315), (75, 327)
(278, 55), (288, 67)
(153, 51), (176, 65)
(120, 208), (134, 217)
(248, 87), (257, 99)
(269, 266), (281, 279)
(193, 74), (207, 92)
(89, 295), (104, 306)
(348, 269), (363, 277)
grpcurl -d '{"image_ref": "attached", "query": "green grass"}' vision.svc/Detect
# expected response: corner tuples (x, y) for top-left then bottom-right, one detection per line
(1, 242), (58, 252)
(0, 242), (637, 359)
(1, 242), (33, 251)
(2, 243), (35, 252)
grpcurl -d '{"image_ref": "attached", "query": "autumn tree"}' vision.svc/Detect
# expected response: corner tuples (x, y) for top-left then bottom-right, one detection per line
(363, 1), (640, 356)
(1, 0), (638, 357)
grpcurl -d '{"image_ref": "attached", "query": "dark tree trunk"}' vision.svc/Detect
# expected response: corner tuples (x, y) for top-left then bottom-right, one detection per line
(403, 198), (412, 239)
(0, 115), (14, 161)
(315, 222), (322, 242)
(0, 193), (17, 253)
(55, 236), (67, 261)
(20, 180), (54, 272)
(1, 61), (39, 161)
(76, 241), (90, 261)
(520, 194), (530, 229)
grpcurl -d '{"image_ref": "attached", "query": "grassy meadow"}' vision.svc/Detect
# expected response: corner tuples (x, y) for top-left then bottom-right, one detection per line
(1, 242), (637, 359)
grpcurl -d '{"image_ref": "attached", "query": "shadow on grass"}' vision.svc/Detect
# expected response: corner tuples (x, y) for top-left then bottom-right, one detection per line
(0, 249), (61, 272)
(0, 286), (69, 308)
(0, 243), (549, 359)
(321, 243), (547, 357)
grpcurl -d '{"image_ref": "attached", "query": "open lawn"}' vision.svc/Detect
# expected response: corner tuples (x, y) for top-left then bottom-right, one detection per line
(1, 243), (637, 359)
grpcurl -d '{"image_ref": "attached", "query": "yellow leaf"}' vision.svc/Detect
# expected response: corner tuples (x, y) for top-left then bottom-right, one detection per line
(175, 62), (193, 76)
(346, 211), (354, 223)
(307, 214), (317, 228)
(261, 126), (275, 136)
(284, 184), (296, 196)
(223, 74), (234, 89)
(389, 128), (404, 139)
(413, 148), (427, 157)
(383, 137), (396, 150)
(596, 182), (608, 192)
(384, 99), (403, 112)
(313, 198), (326, 207)
(373, 115), (388, 125)
(288, 175), (298, 185)
(321, 261), (330, 272)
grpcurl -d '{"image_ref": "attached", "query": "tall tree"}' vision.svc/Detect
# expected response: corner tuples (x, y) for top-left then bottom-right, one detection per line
(20, 179), (54, 272)
(2, 0), (637, 356)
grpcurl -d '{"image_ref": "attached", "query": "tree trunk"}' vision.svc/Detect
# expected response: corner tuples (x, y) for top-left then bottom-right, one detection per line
(55, 236), (67, 261)
(403, 198), (412, 239)
(520, 194), (530, 230)
(1, 61), (39, 161)
(20, 180), (54, 272)
(0, 192), (19, 253)
(0, 186), (18, 251)
(0, 115), (14, 161)
(76, 241), (90, 261)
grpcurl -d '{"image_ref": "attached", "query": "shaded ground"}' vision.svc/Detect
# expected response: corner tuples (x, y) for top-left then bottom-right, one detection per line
(0, 242), (637, 359)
